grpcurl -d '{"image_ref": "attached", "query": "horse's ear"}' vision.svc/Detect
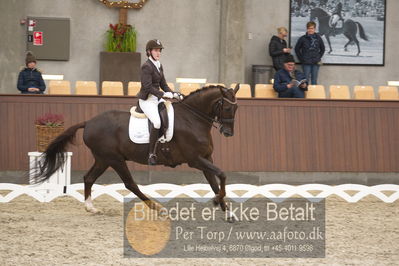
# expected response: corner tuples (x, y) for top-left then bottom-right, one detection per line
(233, 83), (240, 95)
(219, 86), (229, 97)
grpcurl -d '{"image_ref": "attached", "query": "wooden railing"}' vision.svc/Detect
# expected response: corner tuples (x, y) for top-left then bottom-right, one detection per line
(1, 94), (398, 172)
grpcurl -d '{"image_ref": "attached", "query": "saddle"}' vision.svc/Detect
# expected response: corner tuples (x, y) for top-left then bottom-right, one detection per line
(133, 102), (169, 138)
(129, 101), (174, 144)
(329, 15), (344, 28)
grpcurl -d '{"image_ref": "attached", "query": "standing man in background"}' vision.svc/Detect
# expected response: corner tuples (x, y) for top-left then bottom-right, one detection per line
(269, 27), (291, 71)
(295, 21), (325, 85)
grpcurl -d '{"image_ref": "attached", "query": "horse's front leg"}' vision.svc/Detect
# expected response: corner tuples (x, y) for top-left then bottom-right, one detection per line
(190, 156), (227, 203)
(189, 157), (235, 222)
(202, 170), (225, 207)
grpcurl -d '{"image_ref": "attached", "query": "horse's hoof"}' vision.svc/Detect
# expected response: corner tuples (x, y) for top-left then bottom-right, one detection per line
(147, 202), (159, 211)
(226, 211), (236, 223)
(86, 207), (102, 214)
(158, 208), (169, 219)
(144, 200), (163, 213)
(213, 195), (220, 206)
(227, 216), (235, 223)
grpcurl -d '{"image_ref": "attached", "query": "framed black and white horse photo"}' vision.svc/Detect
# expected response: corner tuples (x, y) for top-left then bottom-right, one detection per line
(289, 0), (386, 65)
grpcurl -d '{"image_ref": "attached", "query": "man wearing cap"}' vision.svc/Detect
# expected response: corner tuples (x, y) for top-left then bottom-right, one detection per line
(273, 54), (308, 98)
(17, 51), (46, 94)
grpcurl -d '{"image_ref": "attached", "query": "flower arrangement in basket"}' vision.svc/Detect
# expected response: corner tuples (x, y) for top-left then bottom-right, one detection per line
(35, 113), (65, 152)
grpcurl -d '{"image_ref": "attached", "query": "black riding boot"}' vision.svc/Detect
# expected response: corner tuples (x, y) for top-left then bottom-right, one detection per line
(331, 26), (336, 36)
(148, 127), (159, 165)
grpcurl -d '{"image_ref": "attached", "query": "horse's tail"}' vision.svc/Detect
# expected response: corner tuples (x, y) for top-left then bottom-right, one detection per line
(32, 122), (86, 184)
(356, 22), (368, 41)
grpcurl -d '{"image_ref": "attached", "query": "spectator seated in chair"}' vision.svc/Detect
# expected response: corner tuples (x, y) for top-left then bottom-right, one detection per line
(17, 51), (46, 94)
(273, 55), (308, 98)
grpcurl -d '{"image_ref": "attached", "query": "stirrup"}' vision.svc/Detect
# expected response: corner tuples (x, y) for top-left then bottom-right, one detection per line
(148, 153), (157, 165)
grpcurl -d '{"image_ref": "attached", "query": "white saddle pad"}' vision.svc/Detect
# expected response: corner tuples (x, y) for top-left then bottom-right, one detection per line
(128, 102), (174, 144)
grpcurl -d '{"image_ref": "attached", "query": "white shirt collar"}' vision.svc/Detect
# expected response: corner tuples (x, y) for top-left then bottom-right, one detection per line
(149, 57), (161, 72)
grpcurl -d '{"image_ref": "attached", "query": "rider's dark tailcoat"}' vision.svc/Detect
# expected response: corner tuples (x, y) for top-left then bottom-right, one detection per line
(137, 59), (172, 100)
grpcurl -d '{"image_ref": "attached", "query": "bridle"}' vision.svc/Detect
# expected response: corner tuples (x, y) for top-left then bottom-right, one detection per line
(180, 96), (237, 129)
(214, 96), (237, 125)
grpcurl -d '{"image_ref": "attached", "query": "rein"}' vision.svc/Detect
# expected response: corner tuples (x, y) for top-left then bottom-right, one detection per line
(180, 101), (218, 128)
(179, 96), (237, 129)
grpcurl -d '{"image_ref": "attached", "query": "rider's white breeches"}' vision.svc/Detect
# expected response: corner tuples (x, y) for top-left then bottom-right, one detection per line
(331, 14), (339, 26)
(139, 95), (165, 129)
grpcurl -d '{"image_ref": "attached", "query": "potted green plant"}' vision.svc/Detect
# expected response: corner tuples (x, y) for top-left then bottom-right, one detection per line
(35, 113), (65, 152)
(100, 23), (141, 95)
(105, 23), (137, 52)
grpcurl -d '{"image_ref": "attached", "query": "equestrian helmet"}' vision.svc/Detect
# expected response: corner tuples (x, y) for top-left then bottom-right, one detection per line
(146, 39), (164, 51)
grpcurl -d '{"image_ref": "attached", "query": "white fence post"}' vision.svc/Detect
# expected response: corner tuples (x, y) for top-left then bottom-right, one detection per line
(28, 152), (73, 197)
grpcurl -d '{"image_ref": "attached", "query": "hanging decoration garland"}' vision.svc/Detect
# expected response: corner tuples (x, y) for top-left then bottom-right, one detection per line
(98, 0), (148, 9)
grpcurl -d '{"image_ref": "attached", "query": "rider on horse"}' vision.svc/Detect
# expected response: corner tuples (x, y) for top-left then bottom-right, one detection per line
(330, 1), (344, 36)
(137, 39), (180, 165)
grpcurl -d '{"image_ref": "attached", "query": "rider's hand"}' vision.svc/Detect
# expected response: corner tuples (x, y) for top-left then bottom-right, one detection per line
(163, 92), (174, 99)
(173, 92), (183, 100)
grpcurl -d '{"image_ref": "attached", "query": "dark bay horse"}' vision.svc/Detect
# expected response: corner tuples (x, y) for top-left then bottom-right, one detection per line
(34, 85), (239, 220)
(310, 7), (368, 56)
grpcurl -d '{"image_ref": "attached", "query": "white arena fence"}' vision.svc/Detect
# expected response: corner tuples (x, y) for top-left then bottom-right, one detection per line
(1, 183), (399, 203)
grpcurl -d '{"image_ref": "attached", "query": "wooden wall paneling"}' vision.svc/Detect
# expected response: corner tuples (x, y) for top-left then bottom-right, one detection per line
(0, 103), (9, 169)
(1, 95), (399, 172)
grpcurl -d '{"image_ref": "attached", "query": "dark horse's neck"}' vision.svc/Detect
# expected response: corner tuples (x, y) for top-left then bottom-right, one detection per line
(312, 8), (331, 24)
(313, 7), (329, 19)
(175, 86), (222, 126)
(311, 8), (332, 35)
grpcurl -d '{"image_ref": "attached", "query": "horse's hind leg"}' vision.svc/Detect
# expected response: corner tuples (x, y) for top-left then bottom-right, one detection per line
(84, 159), (108, 213)
(354, 37), (361, 56)
(110, 160), (158, 210)
(343, 33), (352, 52)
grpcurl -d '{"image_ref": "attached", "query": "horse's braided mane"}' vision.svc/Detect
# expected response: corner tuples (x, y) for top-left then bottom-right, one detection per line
(313, 7), (329, 16)
(182, 85), (226, 101)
